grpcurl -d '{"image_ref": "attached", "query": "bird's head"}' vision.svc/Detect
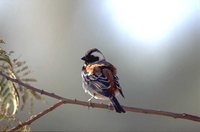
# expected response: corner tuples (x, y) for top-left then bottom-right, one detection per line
(81, 48), (105, 64)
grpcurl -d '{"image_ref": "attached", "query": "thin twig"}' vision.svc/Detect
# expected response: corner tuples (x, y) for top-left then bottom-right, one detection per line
(1, 71), (200, 123)
(7, 100), (65, 132)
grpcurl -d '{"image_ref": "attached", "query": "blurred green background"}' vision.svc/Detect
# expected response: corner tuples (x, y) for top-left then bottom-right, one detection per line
(0, 0), (200, 131)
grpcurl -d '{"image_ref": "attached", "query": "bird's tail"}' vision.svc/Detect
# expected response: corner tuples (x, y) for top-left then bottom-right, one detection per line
(110, 96), (125, 113)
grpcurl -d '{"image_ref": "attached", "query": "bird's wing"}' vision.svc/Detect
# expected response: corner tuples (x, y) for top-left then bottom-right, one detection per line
(113, 74), (124, 98)
(82, 63), (121, 97)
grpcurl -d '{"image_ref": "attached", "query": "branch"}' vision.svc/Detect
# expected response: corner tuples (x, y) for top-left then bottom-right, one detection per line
(8, 100), (65, 132)
(1, 71), (200, 123)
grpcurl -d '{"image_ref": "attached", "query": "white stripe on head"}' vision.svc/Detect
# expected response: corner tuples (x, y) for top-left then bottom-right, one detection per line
(90, 50), (105, 62)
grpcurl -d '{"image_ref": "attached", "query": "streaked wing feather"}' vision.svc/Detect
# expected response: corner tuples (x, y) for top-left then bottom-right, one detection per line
(114, 75), (121, 88)
(83, 72), (110, 88)
(82, 69), (111, 97)
(114, 75), (124, 97)
(82, 63), (124, 98)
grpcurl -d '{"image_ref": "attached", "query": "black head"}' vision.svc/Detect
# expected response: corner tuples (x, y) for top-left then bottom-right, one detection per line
(81, 48), (105, 64)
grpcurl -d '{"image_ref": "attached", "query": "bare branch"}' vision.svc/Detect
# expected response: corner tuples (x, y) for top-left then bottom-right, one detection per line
(8, 100), (65, 132)
(0, 71), (200, 125)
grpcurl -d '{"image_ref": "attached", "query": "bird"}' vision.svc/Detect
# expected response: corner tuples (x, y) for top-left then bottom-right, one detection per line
(81, 48), (125, 113)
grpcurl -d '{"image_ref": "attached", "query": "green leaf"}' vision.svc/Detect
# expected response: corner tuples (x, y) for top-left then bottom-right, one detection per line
(0, 49), (19, 116)
(30, 90), (41, 100)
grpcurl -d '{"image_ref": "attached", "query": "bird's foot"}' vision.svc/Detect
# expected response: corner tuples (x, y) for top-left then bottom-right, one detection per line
(88, 96), (94, 102)
(87, 96), (94, 109)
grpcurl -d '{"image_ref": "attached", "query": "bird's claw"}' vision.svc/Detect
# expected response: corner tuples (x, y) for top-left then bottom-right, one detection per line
(88, 96), (94, 102)
(87, 96), (94, 109)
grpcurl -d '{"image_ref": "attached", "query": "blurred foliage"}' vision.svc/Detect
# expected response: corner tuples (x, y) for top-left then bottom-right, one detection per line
(0, 39), (41, 131)
(0, 39), (5, 44)
(0, 48), (19, 118)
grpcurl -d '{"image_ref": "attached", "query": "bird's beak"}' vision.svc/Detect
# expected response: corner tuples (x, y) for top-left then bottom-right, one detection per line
(81, 56), (86, 61)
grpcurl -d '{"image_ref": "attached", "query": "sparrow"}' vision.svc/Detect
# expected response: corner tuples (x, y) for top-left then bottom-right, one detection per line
(81, 48), (125, 113)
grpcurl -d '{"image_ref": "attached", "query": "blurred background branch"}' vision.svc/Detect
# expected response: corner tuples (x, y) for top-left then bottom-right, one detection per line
(8, 100), (65, 132)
